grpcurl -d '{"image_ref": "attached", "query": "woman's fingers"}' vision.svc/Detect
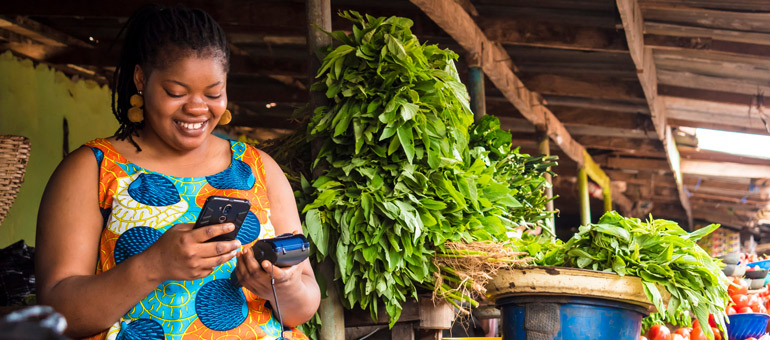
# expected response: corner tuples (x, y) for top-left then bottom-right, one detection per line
(191, 223), (236, 243)
(197, 239), (241, 258)
(241, 246), (263, 275)
(261, 260), (301, 283)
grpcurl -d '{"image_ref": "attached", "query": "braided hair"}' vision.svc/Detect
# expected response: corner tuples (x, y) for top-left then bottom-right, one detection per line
(112, 4), (230, 151)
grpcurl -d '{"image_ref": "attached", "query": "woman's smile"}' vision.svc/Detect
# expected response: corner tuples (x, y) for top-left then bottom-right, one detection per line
(174, 119), (209, 134)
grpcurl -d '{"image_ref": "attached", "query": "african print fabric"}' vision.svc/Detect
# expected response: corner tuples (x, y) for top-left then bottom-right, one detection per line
(82, 138), (308, 340)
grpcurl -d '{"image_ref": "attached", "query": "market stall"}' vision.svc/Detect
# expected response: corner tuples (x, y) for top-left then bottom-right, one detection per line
(2, 1), (770, 340)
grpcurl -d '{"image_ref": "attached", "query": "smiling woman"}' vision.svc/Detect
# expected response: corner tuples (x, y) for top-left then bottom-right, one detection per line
(33, 4), (319, 340)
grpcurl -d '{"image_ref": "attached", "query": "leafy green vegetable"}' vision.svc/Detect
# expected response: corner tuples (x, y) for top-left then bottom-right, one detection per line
(296, 11), (557, 328)
(515, 211), (729, 340)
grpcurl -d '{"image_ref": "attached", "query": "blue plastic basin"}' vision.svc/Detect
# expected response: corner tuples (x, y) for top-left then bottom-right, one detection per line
(749, 259), (770, 270)
(498, 296), (648, 340)
(727, 313), (769, 340)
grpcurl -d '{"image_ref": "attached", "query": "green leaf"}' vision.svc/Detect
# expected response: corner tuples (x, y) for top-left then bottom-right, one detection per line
(304, 209), (328, 256)
(397, 124), (415, 163)
(400, 102), (418, 121)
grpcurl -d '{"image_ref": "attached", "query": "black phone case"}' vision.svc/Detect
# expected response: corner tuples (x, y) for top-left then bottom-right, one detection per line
(194, 196), (250, 242)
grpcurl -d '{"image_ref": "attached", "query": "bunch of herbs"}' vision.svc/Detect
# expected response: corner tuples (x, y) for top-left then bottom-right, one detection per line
(301, 11), (556, 327)
(515, 211), (729, 340)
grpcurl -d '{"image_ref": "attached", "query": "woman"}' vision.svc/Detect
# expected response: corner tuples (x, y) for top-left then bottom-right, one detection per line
(34, 5), (320, 339)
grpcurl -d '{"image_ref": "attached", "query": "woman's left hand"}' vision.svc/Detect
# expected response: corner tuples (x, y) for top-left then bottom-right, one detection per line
(234, 246), (304, 299)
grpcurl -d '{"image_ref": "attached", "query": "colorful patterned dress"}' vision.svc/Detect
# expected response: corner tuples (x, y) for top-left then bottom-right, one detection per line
(83, 138), (308, 340)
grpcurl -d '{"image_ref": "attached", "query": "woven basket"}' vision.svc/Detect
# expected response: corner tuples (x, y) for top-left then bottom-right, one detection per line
(0, 136), (31, 226)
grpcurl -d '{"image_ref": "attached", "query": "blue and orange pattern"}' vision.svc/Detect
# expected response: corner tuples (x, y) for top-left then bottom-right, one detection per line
(84, 138), (308, 340)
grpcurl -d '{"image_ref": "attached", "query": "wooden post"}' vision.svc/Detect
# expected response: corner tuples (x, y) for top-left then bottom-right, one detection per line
(306, 0), (345, 339)
(603, 188), (613, 212)
(578, 166), (591, 225)
(467, 53), (485, 122)
(535, 126), (554, 227)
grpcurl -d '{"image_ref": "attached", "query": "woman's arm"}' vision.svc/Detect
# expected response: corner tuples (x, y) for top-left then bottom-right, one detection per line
(35, 147), (241, 337)
(234, 150), (321, 328)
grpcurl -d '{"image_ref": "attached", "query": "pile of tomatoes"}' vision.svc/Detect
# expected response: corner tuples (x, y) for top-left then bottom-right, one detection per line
(641, 278), (769, 340)
(740, 253), (769, 264)
(727, 277), (769, 315)
(640, 318), (721, 340)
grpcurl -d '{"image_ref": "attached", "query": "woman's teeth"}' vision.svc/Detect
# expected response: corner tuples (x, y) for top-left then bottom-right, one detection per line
(176, 121), (206, 130)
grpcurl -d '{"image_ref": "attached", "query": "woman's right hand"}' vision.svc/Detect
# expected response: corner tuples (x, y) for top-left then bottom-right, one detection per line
(142, 223), (241, 282)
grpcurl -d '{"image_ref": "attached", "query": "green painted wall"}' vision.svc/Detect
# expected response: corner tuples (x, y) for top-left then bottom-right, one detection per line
(0, 51), (119, 248)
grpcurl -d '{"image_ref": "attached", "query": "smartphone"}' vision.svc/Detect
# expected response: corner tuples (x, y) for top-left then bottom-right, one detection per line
(194, 196), (251, 242)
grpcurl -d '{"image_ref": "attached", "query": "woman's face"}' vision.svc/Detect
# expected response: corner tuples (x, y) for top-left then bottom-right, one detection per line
(134, 54), (227, 152)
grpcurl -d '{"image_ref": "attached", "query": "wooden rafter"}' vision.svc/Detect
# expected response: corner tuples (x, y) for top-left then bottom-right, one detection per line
(479, 18), (628, 53)
(646, 22), (770, 47)
(616, 0), (693, 227)
(682, 160), (770, 179)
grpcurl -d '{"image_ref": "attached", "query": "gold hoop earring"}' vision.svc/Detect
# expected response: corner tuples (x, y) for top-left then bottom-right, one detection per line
(218, 109), (232, 125)
(128, 91), (144, 123)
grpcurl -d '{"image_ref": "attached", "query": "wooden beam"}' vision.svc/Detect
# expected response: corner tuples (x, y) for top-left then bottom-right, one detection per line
(551, 107), (654, 131)
(665, 127), (692, 226)
(0, 15), (91, 48)
(679, 146), (770, 166)
(616, 0), (692, 226)
(654, 49), (770, 84)
(646, 34), (770, 61)
(687, 185), (768, 201)
(646, 22), (770, 47)
(452, 0), (478, 17)
(566, 125), (658, 139)
(479, 18), (628, 53)
(658, 69), (770, 97)
(693, 210), (753, 229)
(475, 4), (619, 29)
(541, 95), (649, 114)
(522, 74), (645, 102)
(691, 198), (769, 212)
(602, 156), (672, 172)
(682, 160), (770, 179)
(660, 85), (757, 107)
(577, 135), (663, 155)
(639, 0), (770, 12)
(641, 3), (770, 34)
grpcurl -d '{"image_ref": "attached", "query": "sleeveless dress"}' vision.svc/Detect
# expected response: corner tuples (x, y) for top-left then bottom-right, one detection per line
(83, 138), (308, 340)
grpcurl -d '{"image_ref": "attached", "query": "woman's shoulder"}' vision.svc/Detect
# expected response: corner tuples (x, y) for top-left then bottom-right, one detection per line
(44, 144), (101, 195)
(231, 140), (281, 177)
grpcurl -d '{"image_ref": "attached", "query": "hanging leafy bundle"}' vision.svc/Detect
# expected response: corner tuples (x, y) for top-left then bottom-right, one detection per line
(514, 212), (729, 340)
(301, 11), (556, 325)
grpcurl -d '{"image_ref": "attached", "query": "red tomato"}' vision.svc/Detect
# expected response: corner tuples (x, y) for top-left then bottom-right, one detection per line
(690, 325), (706, 340)
(640, 337), (649, 340)
(732, 294), (750, 308)
(727, 306), (737, 315)
(738, 306), (754, 313)
(674, 327), (691, 337)
(761, 304), (768, 314)
(648, 324), (671, 340)
(728, 277), (749, 295)
(672, 335), (684, 340)
(710, 327), (722, 340)
(749, 295), (760, 308)
(708, 314), (717, 327)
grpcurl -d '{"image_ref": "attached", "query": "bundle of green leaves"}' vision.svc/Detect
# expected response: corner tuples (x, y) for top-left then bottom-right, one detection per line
(302, 11), (556, 326)
(515, 211), (729, 340)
